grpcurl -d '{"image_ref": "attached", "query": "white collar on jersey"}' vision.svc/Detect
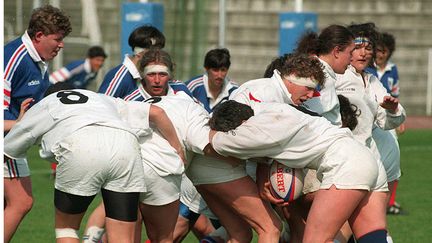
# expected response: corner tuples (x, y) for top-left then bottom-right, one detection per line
(123, 55), (141, 79)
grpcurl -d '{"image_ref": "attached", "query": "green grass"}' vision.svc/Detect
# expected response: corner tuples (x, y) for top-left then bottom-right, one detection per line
(10, 130), (432, 242)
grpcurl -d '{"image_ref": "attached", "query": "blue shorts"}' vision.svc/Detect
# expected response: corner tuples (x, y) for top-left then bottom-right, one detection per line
(179, 201), (200, 224)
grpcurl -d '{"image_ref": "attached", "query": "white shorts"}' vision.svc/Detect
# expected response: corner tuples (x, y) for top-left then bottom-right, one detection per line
(52, 125), (146, 196)
(372, 127), (401, 182)
(302, 169), (321, 194)
(318, 138), (388, 192)
(140, 164), (181, 206)
(180, 174), (206, 213)
(186, 154), (247, 185)
(4, 157), (30, 178)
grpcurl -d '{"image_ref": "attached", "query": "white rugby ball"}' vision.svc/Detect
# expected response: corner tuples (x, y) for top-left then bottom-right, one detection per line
(269, 160), (304, 202)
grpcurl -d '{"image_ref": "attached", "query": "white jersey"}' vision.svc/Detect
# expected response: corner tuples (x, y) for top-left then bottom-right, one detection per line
(212, 102), (352, 169)
(335, 65), (406, 147)
(4, 89), (152, 159)
(230, 70), (294, 105)
(302, 58), (342, 126)
(140, 92), (211, 176)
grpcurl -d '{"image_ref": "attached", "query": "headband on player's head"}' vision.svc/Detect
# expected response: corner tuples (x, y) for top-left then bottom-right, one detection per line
(133, 47), (147, 55)
(354, 37), (371, 45)
(284, 74), (317, 89)
(143, 64), (170, 77)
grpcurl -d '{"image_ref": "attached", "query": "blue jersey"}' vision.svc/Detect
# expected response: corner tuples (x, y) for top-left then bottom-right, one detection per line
(98, 57), (139, 98)
(50, 59), (97, 89)
(186, 73), (238, 112)
(4, 33), (50, 120)
(366, 63), (400, 98)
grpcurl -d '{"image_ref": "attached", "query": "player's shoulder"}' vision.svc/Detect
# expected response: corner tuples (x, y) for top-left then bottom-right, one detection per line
(185, 75), (205, 89)
(66, 60), (85, 68)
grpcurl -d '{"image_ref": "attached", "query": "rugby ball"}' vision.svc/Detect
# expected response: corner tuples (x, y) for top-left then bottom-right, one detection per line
(269, 160), (304, 202)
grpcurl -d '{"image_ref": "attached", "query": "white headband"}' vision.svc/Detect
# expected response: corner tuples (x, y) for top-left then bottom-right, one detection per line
(284, 74), (317, 89)
(143, 64), (170, 77)
(133, 47), (147, 55)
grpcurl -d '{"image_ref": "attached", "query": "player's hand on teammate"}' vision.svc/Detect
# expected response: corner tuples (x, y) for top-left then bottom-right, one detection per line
(17, 98), (34, 122)
(380, 96), (399, 113)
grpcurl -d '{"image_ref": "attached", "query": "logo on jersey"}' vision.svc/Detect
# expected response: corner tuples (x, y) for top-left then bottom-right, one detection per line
(28, 80), (40, 86)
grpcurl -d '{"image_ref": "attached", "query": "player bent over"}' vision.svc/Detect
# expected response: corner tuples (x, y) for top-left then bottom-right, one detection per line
(4, 86), (183, 243)
(209, 101), (389, 243)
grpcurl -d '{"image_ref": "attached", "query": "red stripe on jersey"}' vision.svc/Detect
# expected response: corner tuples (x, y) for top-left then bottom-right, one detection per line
(186, 77), (204, 90)
(4, 44), (26, 79)
(8, 159), (17, 177)
(249, 92), (262, 102)
(58, 69), (69, 80)
(313, 90), (320, 97)
(106, 65), (126, 95)
(4, 100), (10, 107)
(4, 89), (11, 97)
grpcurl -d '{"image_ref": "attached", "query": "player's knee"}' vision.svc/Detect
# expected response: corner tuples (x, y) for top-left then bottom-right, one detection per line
(55, 228), (79, 240)
(9, 196), (33, 214)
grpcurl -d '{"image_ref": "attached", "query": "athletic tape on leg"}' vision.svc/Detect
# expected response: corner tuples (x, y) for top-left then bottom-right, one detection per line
(55, 228), (79, 239)
(82, 226), (105, 243)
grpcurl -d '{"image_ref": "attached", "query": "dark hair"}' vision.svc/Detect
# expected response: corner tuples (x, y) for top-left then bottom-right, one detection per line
(338, 94), (359, 131)
(209, 100), (254, 132)
(347, 22), (380, 55)
(128, 25), (165, 51)
(44, 82), (74, 97)
(27, 5), (72, 38)
(378, 32), (396, 59)
(263, 53), (326, 87)
(204, 48), (231, 69)
(138, 48), (175, 75)
(87, 46), (107, 58)
(295, 25), (354, 56)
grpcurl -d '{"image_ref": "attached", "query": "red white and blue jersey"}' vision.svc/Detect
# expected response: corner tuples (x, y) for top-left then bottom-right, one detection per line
(186, 73), (238, 112)
(366, 63), (400, 98)
(50, 59), (97, 89)
(4, 31), (50, 120)
(98, 56), (139, 98)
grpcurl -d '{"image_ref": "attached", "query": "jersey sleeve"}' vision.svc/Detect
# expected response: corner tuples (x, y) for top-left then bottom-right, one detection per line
(4, 102), (54, 159)
(184, 102), (211, 154)
(371, 76), (406, 129)
(49, 67), (71, 84)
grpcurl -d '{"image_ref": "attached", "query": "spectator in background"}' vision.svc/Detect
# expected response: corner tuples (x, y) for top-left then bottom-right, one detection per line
(186, 48), (238, 113)
(367, 32), (406, 215)
(3, 4), (71, 242)
(50, 45), (107, 89)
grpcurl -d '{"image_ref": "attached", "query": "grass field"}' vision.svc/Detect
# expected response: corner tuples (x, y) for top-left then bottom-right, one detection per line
(10, 129), (432, 242)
